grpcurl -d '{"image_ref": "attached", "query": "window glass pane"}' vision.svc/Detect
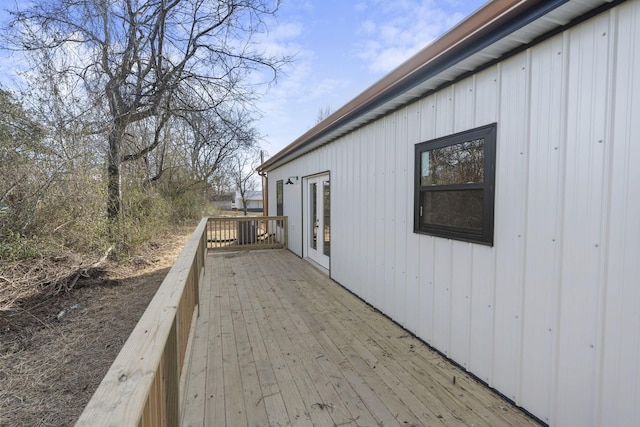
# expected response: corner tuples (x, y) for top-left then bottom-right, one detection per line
(421, 139), (484, 186)
(323, 180), (330, 256)
(311, 183), (317, 250)
(421, 189), (483, 230)
(276, 180), (283, 216)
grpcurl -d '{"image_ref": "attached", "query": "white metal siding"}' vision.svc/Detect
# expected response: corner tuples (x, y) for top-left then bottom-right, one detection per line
(554, 12), (611, 427)
(599, 2), (640, 425)
(520, 32), (566, 421)
(266, 2), (640, 425)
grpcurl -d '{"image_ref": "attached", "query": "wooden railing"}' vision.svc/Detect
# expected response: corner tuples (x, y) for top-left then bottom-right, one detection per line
(207, 216), (287, 251)
(75, 218), (207, 427)
(75, 216), (288, 426)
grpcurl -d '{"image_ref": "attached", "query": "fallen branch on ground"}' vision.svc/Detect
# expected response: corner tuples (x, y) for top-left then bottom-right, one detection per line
(0, 246), (114, 312)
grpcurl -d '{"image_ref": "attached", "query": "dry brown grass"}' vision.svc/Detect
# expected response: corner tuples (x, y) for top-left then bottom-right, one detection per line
(0, 251), (99, 314)
(0, 225), (194, 426)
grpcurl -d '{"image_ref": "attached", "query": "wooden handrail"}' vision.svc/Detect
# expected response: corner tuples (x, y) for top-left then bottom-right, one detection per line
(76, 218), (208, 427)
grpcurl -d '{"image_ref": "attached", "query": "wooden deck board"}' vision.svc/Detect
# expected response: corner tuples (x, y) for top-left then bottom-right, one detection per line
(204, 260), (225, 427)
(254, 266), (362, 426)
(182, 250), (541, 427)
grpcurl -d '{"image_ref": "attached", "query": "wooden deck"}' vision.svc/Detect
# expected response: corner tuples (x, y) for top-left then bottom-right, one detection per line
(182, 250), (540, 427)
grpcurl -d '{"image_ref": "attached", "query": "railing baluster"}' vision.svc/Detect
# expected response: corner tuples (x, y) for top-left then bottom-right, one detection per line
(205, 216), (287, 252)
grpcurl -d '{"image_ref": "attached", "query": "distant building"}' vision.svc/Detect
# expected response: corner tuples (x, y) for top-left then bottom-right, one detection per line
(234, 190), (263, 212)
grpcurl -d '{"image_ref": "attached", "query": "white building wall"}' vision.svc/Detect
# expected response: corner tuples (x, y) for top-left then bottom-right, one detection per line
(266, 2), (640, 425)
(596, 3), (640, 425)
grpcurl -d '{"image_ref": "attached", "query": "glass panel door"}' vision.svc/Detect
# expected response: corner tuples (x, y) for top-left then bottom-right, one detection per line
(323, 180), (330, 256)
(305, 174), (330, 270)
(310, 182), (317, 250)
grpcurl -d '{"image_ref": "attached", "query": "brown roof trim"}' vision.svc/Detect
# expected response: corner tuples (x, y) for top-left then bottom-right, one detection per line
(258, 0), (555, 172)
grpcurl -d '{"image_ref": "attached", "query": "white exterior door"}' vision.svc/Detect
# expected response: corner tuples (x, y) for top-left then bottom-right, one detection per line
(305, 174), (330, 270)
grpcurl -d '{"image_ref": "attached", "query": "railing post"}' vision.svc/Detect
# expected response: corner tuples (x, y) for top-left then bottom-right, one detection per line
(284, 216), (288, 249)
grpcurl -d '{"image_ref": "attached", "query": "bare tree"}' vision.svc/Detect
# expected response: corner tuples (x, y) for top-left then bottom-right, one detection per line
(315, 105), (333, 124)
(5, 0), (287, 240)
(227, 148), (260, 216)
(180, 105), (259, 187)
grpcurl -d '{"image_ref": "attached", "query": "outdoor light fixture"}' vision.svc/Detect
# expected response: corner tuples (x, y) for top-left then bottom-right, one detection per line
(285, 176), (298, 185)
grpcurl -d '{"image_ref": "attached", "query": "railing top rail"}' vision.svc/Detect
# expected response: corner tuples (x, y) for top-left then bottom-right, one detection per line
(206, 216), (288, 252)
(207, 215), (287, 220)
(75, 217), (208, 426)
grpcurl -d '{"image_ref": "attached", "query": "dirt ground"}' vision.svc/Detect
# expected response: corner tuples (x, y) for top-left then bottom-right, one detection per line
(0, 226), (194, 426)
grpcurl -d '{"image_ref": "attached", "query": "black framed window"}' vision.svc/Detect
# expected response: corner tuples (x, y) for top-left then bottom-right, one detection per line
(276, 180), (283, 216)
(414, 123), (496, 245)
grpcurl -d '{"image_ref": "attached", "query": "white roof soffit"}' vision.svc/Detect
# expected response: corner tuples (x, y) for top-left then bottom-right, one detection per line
(259, 0), (614, 172)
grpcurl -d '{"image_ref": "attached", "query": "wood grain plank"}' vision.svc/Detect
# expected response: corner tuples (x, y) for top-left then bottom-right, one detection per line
(277, 286), (381, 427)
(227, 265), (270, 427)
(270, 250), (539, 427)
(325, 278), (531, 426)
(272, 270), (425, 426)
(218, 262), (248, 425)
(234, 263), (291, 427)
(204, 261), (226, 427)
(249, 265), (335, 426)
(280, 251), (536, 427)
(183, 250), (540, 427)
(255, 264), (360, 426)
(237, 257), (312, 426)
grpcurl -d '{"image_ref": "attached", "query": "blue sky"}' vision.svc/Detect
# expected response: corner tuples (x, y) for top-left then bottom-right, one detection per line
(256, 0), (487, 156)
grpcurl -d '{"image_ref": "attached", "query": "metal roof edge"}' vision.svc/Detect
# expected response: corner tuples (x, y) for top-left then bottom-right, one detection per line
(257, 0), (572, 173)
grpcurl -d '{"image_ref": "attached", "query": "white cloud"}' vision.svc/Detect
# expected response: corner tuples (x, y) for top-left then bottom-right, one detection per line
(360, 19), (376, 35)
(252, 16), (340, 150)
(353, 0), (469, 74)
(252, 17), (305, 62)
(354, 2), (369, 13)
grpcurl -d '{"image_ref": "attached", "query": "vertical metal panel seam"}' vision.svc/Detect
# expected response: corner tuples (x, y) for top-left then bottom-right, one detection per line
(367, 127), (376, 306)
(354, 133), (360, 288)
(389, 116), (398, 319)
(488, 62), (502, 389)
(377, 120), (386, 309)
(429, 99), (437, 346)
(549, 28), (572, 427)
(414, 103), (421, 337)
(344, 136), (351, 284)
(466, 74), (479, 370)
(352, 135), (357, 285)
(396, 109), (409, 328)
(516, 47), (534, 407)
(430, 235), (436, 346)
(363, 130), (370, 299)
(466, 243), (474, 371)
(444, 239), (452, 357)
(620, 8), (640, 423)
(409, 106), (416, 333)
(365, 129), (370, 295)
(594, 7), (618, 425)
(447, 86), (456, 357)
(573, 14), (610, 425)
